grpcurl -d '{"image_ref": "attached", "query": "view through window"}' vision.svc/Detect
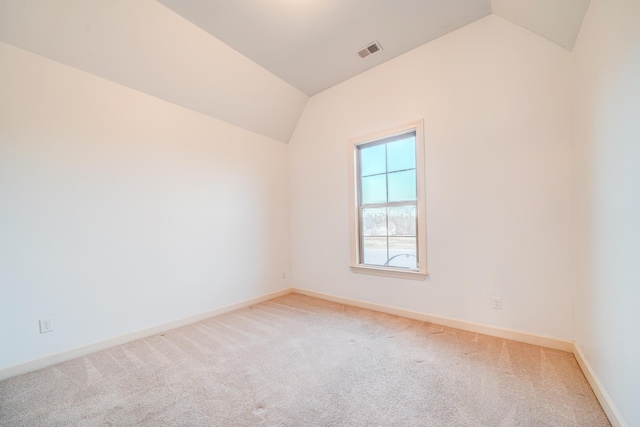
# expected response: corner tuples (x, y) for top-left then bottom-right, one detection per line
(357, 131), (418, 269)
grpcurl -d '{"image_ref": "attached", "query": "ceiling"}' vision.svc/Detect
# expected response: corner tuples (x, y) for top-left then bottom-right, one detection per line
(0, 0), (591, 142)
(157, 0), (491, 96)
(492, 0), (591, 52)
(158, 0), (591, 96)
(0, 0), (308, 143)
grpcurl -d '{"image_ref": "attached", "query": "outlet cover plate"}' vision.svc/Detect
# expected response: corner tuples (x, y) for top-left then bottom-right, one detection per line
(39, 317), (54, 333)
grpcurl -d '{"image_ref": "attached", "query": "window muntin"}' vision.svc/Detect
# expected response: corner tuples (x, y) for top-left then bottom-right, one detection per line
(349, 120), (427, 279)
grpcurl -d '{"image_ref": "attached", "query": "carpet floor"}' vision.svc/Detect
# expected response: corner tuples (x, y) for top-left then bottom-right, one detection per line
(0, 293), (610, 426)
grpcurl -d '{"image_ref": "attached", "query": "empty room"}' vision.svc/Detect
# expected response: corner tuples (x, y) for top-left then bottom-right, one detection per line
(0, 0), (638, 425)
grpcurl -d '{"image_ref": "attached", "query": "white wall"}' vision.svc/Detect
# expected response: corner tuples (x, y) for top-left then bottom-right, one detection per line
(0, 42), (290, 369)
(573, 0), (640, 425)
(289, 15), (575, 339)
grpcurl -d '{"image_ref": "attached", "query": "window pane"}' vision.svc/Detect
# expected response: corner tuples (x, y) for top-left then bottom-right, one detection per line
(387, 136), (415, 172)
(387, 237), (417, 269)
(388, 205), (416, 236)
(361, 174), (387, 204)
(362, 237), (387, 266)
(362, 207), (387, 236)
(360, 144), (386, 177)
(388, 170), (416, 202)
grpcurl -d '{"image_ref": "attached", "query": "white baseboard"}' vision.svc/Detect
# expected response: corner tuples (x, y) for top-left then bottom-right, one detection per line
(1, 286), (626, 427)
(293, 287), (574, 352)
(572, 343), (627, 427)
(0, 288), (293, 382)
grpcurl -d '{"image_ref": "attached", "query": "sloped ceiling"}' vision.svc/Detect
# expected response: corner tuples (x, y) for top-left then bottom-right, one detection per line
(0, 0), (591, 143)
(157, 0), (492, 96)
(492, 0), (591, 51)
(0, 0), (308, 143)
(158, 0), (590, 96)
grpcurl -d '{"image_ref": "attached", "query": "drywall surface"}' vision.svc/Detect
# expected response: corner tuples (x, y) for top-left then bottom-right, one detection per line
(289, 16), (575, 339)
(0, 0), (308, 143)
(0, 42), (290, 368)
(573, 0), (640, 425)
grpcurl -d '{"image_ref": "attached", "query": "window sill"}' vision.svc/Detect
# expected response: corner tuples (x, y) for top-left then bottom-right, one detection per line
(349, 265), (428, 281)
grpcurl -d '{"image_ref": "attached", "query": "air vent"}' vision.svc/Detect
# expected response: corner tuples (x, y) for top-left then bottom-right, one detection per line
(357, 41), (383, 59)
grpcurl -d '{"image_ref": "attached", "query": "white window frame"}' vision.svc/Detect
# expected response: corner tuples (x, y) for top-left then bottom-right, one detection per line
(348, 120), (428, 280)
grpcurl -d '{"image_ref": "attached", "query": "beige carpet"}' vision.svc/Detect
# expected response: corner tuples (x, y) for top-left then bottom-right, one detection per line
(0, 293), (609, 426)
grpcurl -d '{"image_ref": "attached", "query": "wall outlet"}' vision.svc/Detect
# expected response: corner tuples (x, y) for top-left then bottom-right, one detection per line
(39, 317), (54, 333)
(282, 272), (287, 279)
(492, 297), (502, 310)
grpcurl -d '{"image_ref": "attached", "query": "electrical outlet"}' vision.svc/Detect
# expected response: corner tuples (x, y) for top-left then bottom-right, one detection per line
(492, 297), (502, 310)
(282, 272), (287, 279)
(39, 317), (54, 334)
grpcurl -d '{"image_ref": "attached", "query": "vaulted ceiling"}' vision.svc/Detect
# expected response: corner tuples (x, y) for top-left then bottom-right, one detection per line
(0, 0), (591, 142)
(158, 0), (590, 96)
(157, 0), (492, 96)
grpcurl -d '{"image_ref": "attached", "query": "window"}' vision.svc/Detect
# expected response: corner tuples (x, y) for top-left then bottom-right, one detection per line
(349, 120), (427, 280)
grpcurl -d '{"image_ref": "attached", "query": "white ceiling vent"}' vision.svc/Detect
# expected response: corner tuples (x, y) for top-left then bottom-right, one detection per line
(357, 41), (383, 59)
